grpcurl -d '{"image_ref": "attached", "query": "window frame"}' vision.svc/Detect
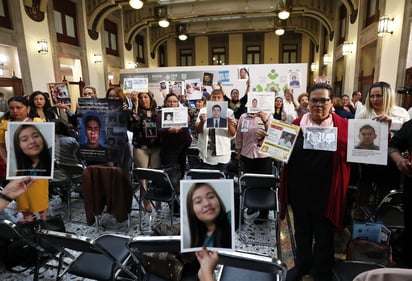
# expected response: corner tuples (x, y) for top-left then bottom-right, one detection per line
(53, 0), (79, 46)
(104, 19), (119, 57)
(246, 45), (261, 64)
(0, 0), (11, 29)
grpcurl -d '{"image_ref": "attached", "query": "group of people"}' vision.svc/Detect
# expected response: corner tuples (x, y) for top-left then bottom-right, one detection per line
(1, 77), (412, 281)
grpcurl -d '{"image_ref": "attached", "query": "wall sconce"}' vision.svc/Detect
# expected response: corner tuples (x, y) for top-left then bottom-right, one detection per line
(342, 41), (354, 55)
(37, 40), (48, 54)
(377, 15), (394, 37)
(310, 63), (318, 72)
(93, 54), (102, 63)
(323, 54), (332, 65)
(129, 0), (143, 9)
(177, 24), (188, 41)
(155, 6), (170, 28)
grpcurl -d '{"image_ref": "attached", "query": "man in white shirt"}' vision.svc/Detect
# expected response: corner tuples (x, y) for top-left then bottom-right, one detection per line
(195, 89), (237, 173)
(350, 91), (363, 113)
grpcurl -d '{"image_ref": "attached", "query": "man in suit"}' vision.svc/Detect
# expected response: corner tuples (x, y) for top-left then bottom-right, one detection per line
(207, 104), (227, 128)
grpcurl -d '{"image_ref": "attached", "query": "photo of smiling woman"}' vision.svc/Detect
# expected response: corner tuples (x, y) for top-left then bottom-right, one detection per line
(181, 179), (234, 252)
(11, 123), (53, 178)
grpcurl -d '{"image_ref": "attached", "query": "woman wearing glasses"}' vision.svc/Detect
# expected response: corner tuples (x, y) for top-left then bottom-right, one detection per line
(279, 83), (350, 281)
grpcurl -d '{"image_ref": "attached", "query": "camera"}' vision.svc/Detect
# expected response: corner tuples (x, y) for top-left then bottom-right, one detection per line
(397, 87), (412, 95)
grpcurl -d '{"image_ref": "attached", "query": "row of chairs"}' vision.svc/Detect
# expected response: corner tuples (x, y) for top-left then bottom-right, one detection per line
(0, 219), (287, 281)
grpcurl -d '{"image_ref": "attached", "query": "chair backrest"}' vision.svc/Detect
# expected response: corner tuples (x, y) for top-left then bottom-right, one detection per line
(184, 169), (226, 179)
(374, 189), (404, 229)
(218, 250), (287, 281)
(134, 168), (176, 192)
(128, 235), (181, 253)
(36, 229), (102, 254)
(239, 173), (279, 189)
(56, 160), (86, 178)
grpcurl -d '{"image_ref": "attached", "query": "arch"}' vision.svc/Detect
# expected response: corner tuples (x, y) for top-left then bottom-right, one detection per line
(150, 34), (175, 59)
(87, 2), (123, 40)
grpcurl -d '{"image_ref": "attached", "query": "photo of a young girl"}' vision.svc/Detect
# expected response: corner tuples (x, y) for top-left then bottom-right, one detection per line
(7, 122), (54, 178)
(181, 179), (235, 252)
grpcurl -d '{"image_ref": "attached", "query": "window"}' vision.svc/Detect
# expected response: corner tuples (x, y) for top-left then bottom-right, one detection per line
(53, 0), (78, 46)
(0, 0), (11, 29)
(338, 4), (347, 45)
(282, 44), (297, 63)
(104, 20), (119, 56)
(211, 47), (226, 65)
(135, 35), (144, 63)
(159, 45), (166, 67)
(365, 0), (379, 27)
(246, 46), (261, 64)
(180, 49), (193, 66)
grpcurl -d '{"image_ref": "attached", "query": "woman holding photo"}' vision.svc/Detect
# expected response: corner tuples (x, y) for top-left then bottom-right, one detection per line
(186, 182), (232, 248)
(128, 91), (160, 213)
(0, 96), (49, 220)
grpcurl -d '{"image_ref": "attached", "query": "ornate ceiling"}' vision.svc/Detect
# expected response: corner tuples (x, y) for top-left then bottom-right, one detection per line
(85, 0), (358, 52)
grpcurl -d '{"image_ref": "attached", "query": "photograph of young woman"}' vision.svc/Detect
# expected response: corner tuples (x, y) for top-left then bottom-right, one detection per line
(10, 123), (53, 178)
(181, 180), (234, 252)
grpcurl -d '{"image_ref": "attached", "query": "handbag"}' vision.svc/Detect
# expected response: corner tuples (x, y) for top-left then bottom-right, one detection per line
(346, 239), (393, 266)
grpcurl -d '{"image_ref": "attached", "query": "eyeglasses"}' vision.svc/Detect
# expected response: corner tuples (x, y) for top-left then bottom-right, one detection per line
(369, 94), (383, 99)
(309, 98), (330, 105)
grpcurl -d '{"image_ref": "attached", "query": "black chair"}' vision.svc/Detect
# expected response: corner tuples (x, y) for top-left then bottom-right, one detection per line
(133, 168), (179, 231)
(373, 189), (404, 229)
(36, 229), (137, 281)
(184, 168), (226, 179)
(49, 161), (85, 221)
(333, 260), (385, 281)
(0, 220), (57, 281)
(238, 173), (280, 250)
(128, 236), (287, 281)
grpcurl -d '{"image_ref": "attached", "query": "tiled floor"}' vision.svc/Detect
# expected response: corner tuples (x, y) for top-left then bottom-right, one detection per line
(1, 191), (295, 280)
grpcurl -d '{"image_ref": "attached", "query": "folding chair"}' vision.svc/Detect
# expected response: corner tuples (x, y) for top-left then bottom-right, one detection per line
(36, 229), (137, 281)
(49, 161), (85, 221)
(133, 168), (179, 231)
(218, 250), (287, 281)
(184, 168), (226, 179)
(128, 236), (287, 281)
(238, 173), (280, 251)
(0, 220), (57, 281)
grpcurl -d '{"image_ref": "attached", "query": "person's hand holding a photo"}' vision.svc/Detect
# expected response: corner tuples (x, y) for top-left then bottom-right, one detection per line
(195, 246), (219, 281)
(0, 176), (35, 211)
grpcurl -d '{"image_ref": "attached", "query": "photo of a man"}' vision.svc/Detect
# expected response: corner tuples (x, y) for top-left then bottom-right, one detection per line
(81, 114), (105, 149)
(289, 75), (300, 86)
(207, 104), (227, 128)
(355, 124), (379, 150)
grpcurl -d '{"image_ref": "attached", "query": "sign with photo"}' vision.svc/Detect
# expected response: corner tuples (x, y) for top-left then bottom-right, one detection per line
(123, 77), (149, 93)
(303, 127), (337, 151)
(347, 119), (388, 165)
(161, 107), (188, 128)
(260, 119), (300, 163)
(206, 101), (228, 128)
(48, 82), (71, 105)
(6, 122), (55, 179)
(185, 78), (202, 100)
(180, 179), (235, 253)
(77, 98), (127, 163)
(247, 92), (275, 113)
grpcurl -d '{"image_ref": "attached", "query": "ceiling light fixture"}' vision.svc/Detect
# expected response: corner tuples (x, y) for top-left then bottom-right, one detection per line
(129, 0), (143, 9)
(177, 24), (188, 41)
(275, 28), (285, 36)
(155, 6), (170, 28)
(278, 0), (292, 20)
